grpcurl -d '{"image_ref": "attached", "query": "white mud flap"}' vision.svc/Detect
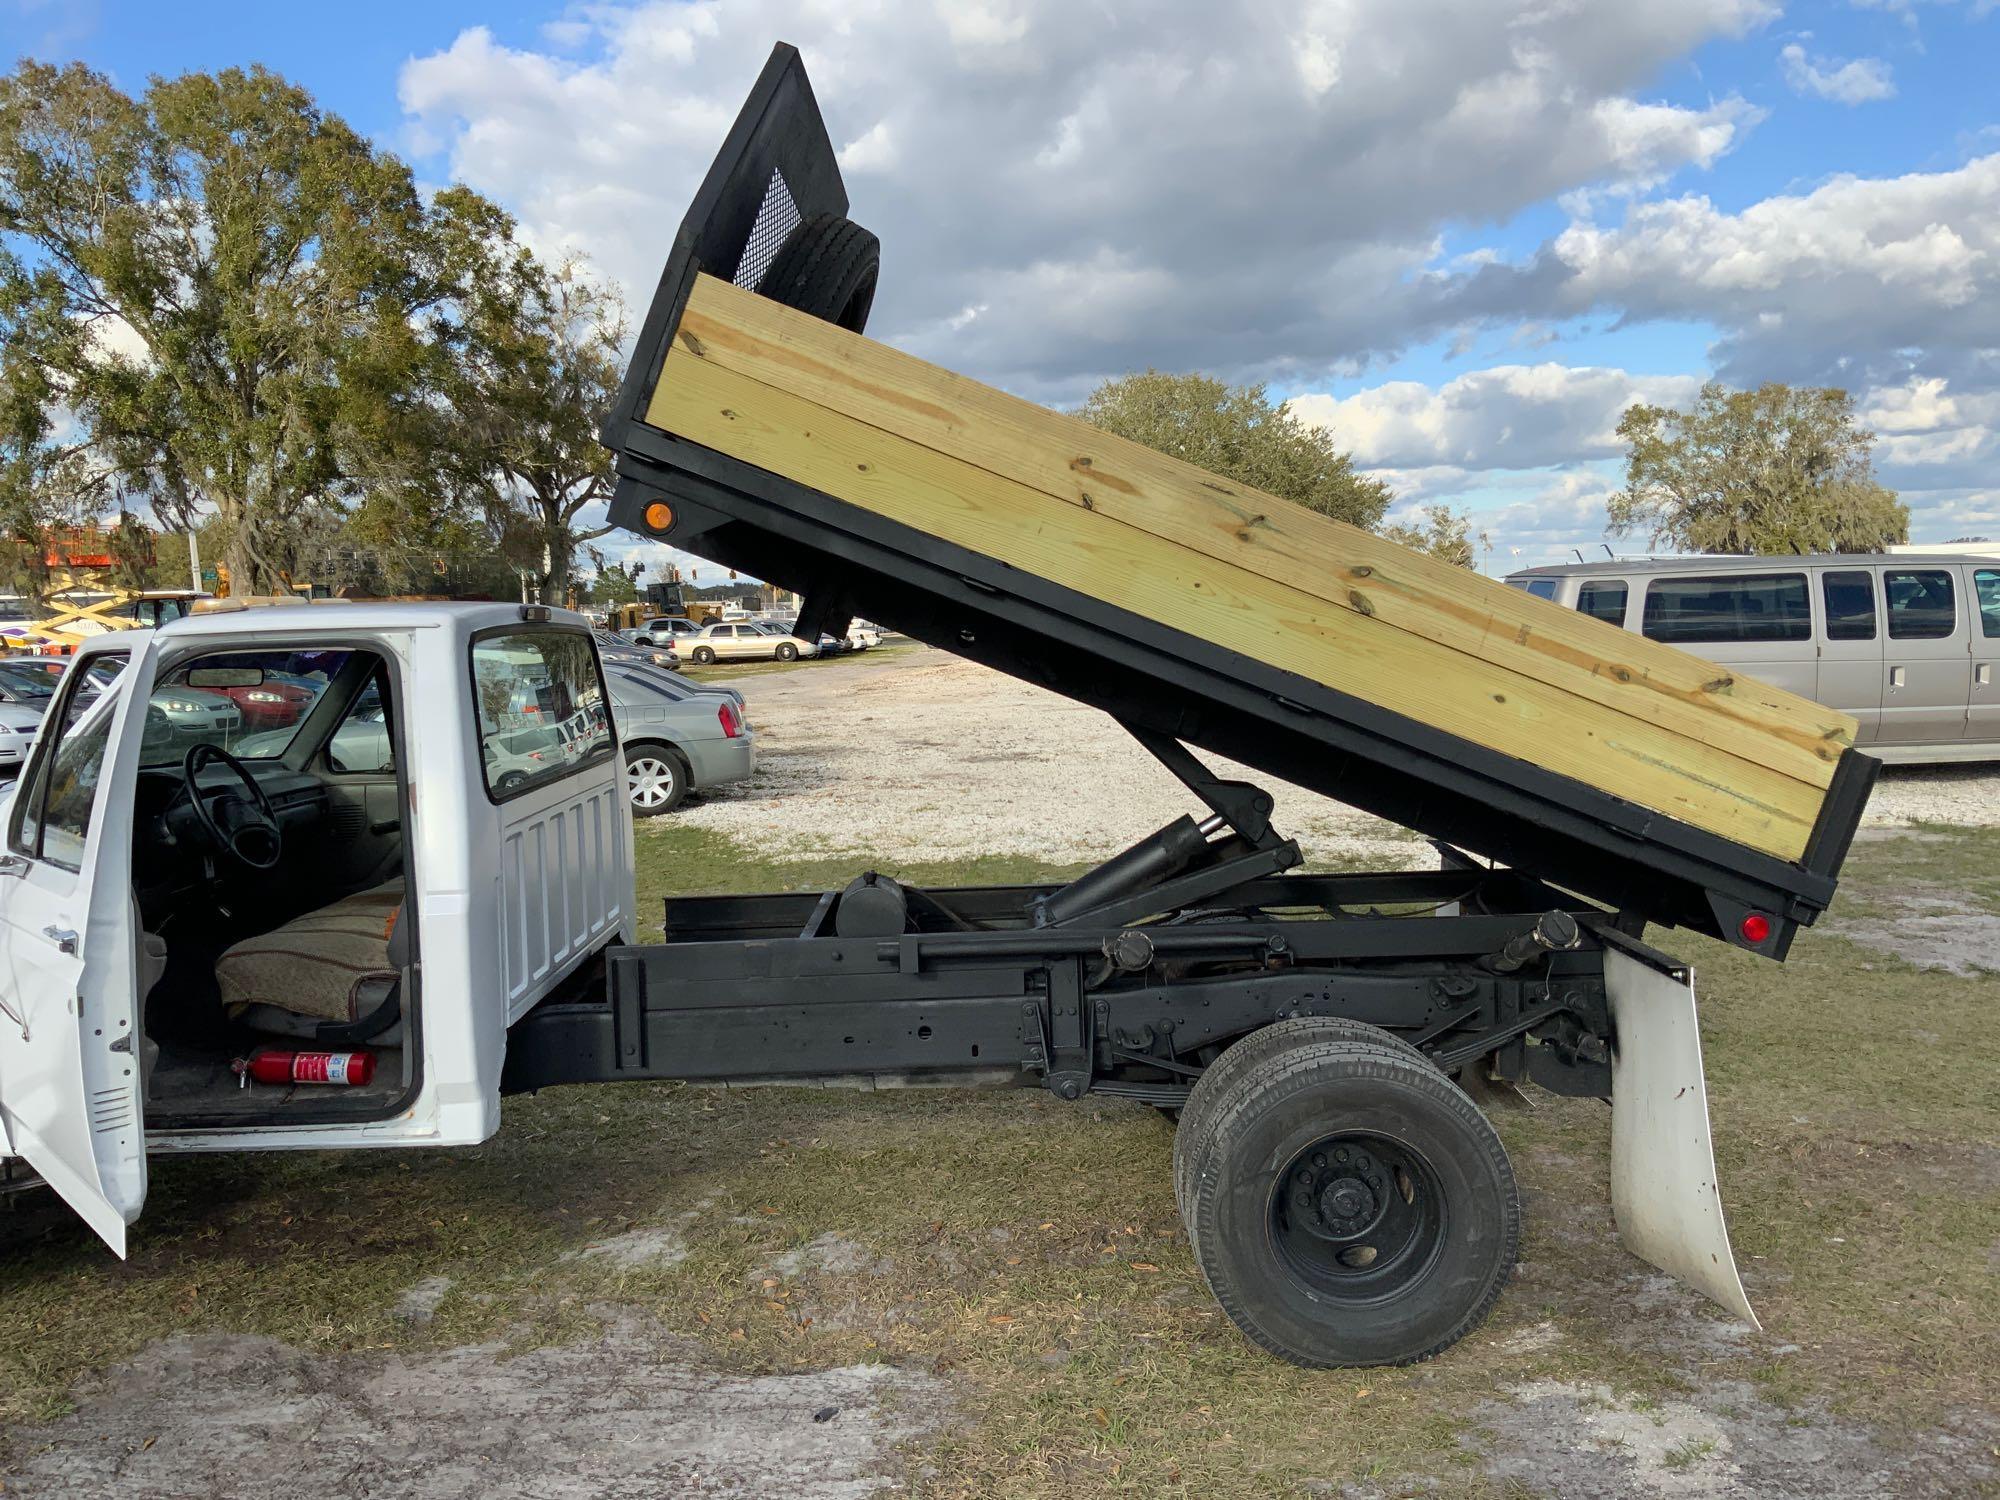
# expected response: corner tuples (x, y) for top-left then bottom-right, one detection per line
(1604, 944), (1760, 1328)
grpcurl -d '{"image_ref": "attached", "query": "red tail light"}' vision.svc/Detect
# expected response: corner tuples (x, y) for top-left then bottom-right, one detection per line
(718, 702), (741, 738)
(1738, 912), (1772, 944)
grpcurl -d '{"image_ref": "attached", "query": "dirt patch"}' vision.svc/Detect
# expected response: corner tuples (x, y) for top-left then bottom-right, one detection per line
(766, 1232), (891, 1279)
(1837, 884), (2000, 976)
(572, 1223), (693, 1268)
(0, 1314), (950, 1500)
(390, 1275), (454, 1326)
(1463, 1377), (1997, 1500)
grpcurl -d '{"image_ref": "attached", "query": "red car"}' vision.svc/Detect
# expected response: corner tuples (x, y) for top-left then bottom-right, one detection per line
(206, 676), (316, 731)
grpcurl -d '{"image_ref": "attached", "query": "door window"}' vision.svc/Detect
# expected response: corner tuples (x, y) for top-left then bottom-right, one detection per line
(326, 672), (397, 775)
(1574, 580), (1628, 625)
(1641, 573), (1810, 644)
(1884, 570), (1956, 640)
(1821, 571), (1878, 642)
(8, 652), (129, 874)
(1975, 569), (2000, 639)
(470, 629), (613, 800)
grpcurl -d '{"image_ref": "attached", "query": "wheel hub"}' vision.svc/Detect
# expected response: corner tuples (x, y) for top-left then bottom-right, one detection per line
(1316, 1176), (1377, 1235)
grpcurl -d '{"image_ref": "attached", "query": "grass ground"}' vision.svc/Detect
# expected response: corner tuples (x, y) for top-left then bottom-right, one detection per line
(1, 821), (1994, 1496)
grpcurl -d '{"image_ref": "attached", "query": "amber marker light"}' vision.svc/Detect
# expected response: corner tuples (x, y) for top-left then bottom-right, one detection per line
(644, 501), (675, 532)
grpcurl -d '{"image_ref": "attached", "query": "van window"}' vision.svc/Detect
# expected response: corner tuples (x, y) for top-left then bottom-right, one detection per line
(1821, 571), (1877, 642)
(471, 629), (614, 800)
(1975, 569), (2000, 638)
(1574, 580), (1628, 625)
(1641, 573), (1810, 645)
(1516, 578), (1558, 601)
(1884, 570), (1956, 640)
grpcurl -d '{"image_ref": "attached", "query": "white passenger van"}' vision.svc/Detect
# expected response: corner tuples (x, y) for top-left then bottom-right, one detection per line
(1504, 553), (2000, 762)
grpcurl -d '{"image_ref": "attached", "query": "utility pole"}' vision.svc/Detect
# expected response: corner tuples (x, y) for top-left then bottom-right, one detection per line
(189, 532), (203, 594)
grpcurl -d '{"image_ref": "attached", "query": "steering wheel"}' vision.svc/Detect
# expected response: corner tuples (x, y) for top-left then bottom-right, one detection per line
(182, 743), (284, 871)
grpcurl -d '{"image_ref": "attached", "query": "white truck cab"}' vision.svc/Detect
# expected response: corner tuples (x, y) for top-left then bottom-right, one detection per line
(0, 602), (633, 1253)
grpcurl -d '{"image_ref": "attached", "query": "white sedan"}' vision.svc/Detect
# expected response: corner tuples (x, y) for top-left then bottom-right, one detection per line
(683, 621), (819, 664)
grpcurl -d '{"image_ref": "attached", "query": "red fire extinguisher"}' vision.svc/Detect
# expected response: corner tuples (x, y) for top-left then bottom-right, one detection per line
(235, 1048), (376, 1087)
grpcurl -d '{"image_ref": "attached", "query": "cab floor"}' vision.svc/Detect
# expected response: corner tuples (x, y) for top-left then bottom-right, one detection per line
(146, 1040), (409, 1117)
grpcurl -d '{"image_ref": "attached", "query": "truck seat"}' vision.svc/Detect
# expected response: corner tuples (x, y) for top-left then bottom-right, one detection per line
(214, 880), (408, 1044)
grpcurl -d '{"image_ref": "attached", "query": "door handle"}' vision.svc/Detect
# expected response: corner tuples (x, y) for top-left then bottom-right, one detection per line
(41, 926), (77, 955)
(1889, 666), (1906, 690)
(1980, 664), (1993, 687)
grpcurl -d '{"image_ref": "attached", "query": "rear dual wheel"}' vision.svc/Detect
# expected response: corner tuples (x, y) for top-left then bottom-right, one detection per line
(1180, 1032), (1519, 1367)
(1173, 1016), (1430, 1227)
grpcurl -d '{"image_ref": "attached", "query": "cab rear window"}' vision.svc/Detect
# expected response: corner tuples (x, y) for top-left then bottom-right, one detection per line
(471, 629), (613, 799)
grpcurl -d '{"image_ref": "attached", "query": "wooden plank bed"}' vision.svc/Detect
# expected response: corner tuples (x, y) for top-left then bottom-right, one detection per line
(647, 270), (1855, 864)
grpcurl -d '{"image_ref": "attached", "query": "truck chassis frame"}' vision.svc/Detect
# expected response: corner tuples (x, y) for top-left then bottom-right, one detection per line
(505, 745), (1623, 1110)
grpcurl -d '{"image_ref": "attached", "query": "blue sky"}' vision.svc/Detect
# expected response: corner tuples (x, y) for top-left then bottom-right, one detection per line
(10, 0), (2000, 575)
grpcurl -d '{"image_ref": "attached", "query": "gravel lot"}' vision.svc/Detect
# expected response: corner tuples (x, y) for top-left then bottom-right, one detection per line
(681, 646), (1430, 866)
(678, 645), (2000, 861)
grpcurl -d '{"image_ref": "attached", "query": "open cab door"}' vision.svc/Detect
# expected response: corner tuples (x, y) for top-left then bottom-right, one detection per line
(0, 633), (160, 1254)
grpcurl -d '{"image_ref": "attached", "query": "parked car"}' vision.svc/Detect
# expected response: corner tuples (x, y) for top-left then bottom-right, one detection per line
(645, 665), (746, 711)
(1504, 552), (2000, 762)
(199, 672), (317, 732)
(140, 685), (243, 755)
(482, 725), (567, 791)
(603, 662), (755, 814)
(0, 660), (59, 713)
(595, 629), (680, 670)
(846, 621), (882, 650)
(683, 620), (818, 665)
(628, 616), (703, 648)
(0, 701), (40, 776)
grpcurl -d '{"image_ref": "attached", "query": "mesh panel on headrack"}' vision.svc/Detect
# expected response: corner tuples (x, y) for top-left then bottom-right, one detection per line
(733, 168), (802, 292)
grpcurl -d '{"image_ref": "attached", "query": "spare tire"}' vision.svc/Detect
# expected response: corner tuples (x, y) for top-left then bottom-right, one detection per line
(758, 214), (880, 333)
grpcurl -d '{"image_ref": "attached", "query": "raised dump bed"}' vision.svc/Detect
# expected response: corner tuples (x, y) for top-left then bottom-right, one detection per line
(603, 44), (1876, 957)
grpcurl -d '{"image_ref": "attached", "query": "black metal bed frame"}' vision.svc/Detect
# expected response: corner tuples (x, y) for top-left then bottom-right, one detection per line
(504, 42), (1876, 1105)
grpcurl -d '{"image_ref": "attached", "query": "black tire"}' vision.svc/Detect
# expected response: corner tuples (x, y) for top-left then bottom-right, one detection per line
(1173, 1017), (1431, 1225)
(775, 642), (799, 662)
(691, 645), (716, 665)
(759, 214), (880, 333)
(633, 634), (654, 647)
(1187, 1039), (1518, 1368)
(624, 743), (688, 816)
(496, 770), (528, 792)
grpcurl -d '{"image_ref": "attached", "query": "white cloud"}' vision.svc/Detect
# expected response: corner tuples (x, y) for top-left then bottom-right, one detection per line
(1290, 364), (1700, 470)
(1436, 153), (2000, 398)
(399, 0), (1771, 399)
(1778, 43), (1895, 104)
(837, 120), (898, 174)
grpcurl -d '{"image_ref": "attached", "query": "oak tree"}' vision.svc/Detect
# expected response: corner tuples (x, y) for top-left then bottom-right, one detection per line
(1613, 382), (1908, 555)
(1078, 371), (1392, 529)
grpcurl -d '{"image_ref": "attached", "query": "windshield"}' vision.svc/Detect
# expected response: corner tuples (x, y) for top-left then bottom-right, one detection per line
(142, 648), (351, 767)
(0, 663), (57, 700)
